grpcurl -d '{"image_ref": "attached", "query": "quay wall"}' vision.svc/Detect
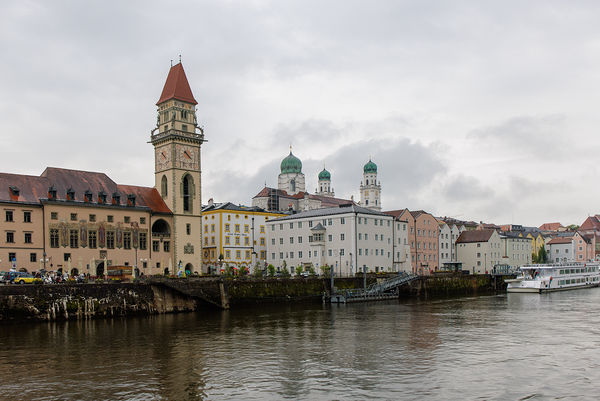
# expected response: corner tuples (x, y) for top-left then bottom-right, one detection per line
(0, 274), (509, 322)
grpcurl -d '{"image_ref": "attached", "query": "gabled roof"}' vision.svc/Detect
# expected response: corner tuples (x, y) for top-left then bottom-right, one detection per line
(456, 229), (495, 244)
(579, 216), (600, 232)
(0, 172), (49, 204)
(539, 222), (563, 231)
(156, 63), (198, 105)
(117, 185), (170, 214)
(548, 237), (572, 245)
(311, 223), (326, 231)
(269, 203), (390, 222)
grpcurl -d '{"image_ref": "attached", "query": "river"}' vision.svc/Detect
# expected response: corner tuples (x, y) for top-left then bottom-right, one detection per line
(2, 289), (600, 400)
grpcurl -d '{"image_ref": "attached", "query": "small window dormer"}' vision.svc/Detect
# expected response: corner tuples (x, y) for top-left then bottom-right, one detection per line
(66, 188), (75, 201)
(84, 190), (93, 203)
(9, 186), (19, 198)
(48, 186), (57, 200)
(127, 194), (136, 207)
(98, 191), (107, 204)
(112, 192), (120, 205)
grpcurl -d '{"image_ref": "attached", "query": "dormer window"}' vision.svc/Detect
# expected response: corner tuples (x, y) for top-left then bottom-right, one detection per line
(127, 194), (136, 207)
(9, 186), (19, 197)
(66, 188), (75, 201)
(84, 190), (93, 203)
(48, 186), (57, 200)
(98, 191), (107, 204)
(112, 192), (120, 205)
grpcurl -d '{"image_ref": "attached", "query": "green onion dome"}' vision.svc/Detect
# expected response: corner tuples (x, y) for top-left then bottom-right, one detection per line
(280, 151), (302, 174)
(318, 168), (331, 181)
(363, 159), (377, 173)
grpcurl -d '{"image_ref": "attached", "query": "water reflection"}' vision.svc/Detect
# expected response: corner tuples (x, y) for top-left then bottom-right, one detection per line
(2, 290), (600, 400)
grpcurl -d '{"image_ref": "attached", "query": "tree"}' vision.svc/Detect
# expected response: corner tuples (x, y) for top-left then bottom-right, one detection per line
(267, 264), (276, 277)
(281, 265), (291, 278)
(238, 265), (248, 277)
(223, 263), (233, 277)
(295, 265), (303, 276)
(309, 266), (316, 276)
(537, 245), (548, 264)
(567, 224), (579, 231)
(320, 265), (331, 277)
(253, 262), (263, 277)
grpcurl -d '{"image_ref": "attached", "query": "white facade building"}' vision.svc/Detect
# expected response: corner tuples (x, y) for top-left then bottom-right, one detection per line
(456, 229), (503, 274)
(547, 236), (574, 263)
(500, 233), (533, 268)
(360, 159), (381, 211)
(266, 204), (411, 275)
(438, 221), (466, 266)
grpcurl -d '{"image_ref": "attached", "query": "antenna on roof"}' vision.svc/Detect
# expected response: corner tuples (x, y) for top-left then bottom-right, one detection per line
(170, 59), (173, 67)
(179, 54), (182, 63)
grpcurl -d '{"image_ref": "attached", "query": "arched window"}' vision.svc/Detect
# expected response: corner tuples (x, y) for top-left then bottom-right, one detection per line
(290, 179), (296, 193)
(183, 175), (192, 212)
(161, 175), (168, 198)
(366, 179), (369, 185)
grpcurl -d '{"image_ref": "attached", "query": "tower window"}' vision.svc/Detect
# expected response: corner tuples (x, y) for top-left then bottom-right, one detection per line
(366, 179), (369, 185)
(183, 175), (192, 212)
(291, 179), (296, 192)
(161, 176), (168, 198)
(182, 124), (188, 132)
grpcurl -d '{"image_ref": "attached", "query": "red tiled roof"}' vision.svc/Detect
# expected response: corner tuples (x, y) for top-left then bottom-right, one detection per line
(456, 229), (495, 243)
(117, 185), (171, 214)
(384, 209), (409, 218)
(0, 172), (49, 204)
(579, 216), (600, 232)
(548, 237), (572, 245)
(539, 222), (563, 231)
(156, 63), (197, 105)
(0, 167), (172, 214)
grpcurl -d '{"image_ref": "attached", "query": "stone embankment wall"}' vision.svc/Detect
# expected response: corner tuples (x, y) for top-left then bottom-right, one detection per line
(0, 283), (197, 322)
(0, 274), (509, 322)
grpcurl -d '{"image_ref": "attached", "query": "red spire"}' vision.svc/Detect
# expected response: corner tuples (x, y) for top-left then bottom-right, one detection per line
(156, 63), (197, 105)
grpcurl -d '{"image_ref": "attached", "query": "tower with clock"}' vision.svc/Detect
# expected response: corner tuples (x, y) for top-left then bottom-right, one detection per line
(151, 62), (205, 273)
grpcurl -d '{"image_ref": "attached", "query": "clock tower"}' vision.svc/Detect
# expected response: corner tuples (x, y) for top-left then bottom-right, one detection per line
(151, 62), (205, 273)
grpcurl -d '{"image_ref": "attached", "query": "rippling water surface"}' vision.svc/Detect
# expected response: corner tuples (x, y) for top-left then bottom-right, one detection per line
(2, 289), (600, 400)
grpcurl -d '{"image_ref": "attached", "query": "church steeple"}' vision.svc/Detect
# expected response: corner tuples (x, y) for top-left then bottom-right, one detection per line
(360, 159), (381, 211)
(151, 62), (204, 275)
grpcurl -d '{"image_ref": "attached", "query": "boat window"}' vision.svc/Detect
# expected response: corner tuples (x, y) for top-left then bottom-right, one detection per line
(560, 269), (564, 274)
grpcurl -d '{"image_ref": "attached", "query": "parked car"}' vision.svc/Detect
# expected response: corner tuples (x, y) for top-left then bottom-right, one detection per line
(0, 271), (8, 283)
(11, 272), (42, 284)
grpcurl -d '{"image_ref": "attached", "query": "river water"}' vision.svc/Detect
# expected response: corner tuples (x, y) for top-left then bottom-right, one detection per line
(2, 289), (600, 400)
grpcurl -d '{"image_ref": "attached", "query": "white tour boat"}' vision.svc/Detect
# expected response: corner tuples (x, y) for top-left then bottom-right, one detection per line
(506, 262), (600, 293)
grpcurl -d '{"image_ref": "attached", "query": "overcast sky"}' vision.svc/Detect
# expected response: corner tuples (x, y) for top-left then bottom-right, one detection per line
(2, 1), (600, 227)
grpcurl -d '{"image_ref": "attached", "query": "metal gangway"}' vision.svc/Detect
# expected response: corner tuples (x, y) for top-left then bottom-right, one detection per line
(329, 272), (419, 303)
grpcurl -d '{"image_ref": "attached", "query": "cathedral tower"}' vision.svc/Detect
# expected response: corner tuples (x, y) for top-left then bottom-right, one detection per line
(360, 159), (381, 211)
(151, 62), (205, 273)
(316, 167), (334, 197)
(278, 148), (305, 195)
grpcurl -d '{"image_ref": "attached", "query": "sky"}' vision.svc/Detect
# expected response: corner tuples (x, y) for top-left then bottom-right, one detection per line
(1, 0), (600, 227)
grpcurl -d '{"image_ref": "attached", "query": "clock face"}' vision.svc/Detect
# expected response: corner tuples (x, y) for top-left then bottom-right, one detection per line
(177, 145), (198, 169)
(156, 147), (171, 171)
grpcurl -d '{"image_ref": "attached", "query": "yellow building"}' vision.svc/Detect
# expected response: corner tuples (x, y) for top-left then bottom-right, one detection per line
(201, 202), (285, 273)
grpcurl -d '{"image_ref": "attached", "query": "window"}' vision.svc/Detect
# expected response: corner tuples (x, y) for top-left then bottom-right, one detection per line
(187, 224), (191, 235)
(280, 252), (284, 259)
(70, 213), (77, 221)
(328, 249), (332, 256)
(298, 222), (302, 228)
(64, 253), (71, 262)
(140, 217), (146, 225)
(152, 240), (159, 252)
(298, 236), (302, 244)
(260, 225), (265, 233)
(5, 210), (13, 222)
(328, 234), (333, 242)
(139, 233), (147, 250)
(245, 250), (251, 259)
(235, 237), (240, 245)
(123, 232), (131, 249)
(280, 238), (284, 245)
(24, 233), (32, 244)
(89, 214), (96, 222)
(328, 219), (332, 226)
(51, 212), (58, 220)
(30, 253), (37, 263)
(204, 225), (208, 233)
(244, 225), (249, 233)
(225, 250), (231, 259)
(107, 232), (115, 249)
(341, 217), (345, 224)
(260, 238), (265, 246)
(8, 252), (15, 262)
(309, 221), (313, 228)
(23, 211), (31, 223)
(163, 241), (170, 252)
(211, 224), (215, 233)
(341, 233), (345, 241)
(235, 224), (240, 232)
(6, 232), (14, 243)
(225, 224), (230, 232)
(183, 175), (192, 212)
(340, 249), (344, 256)
(290, 251), (294, 259)
(89, 231), (97, 249)
(107, 215), (114, 223)
(299, 251), (303, 258)
(244, 237), (249, 245)
(50, 229), (59, 248)
(225, 237), (230, 245)
(290, 237), (294, 244)
(235, 250), (241, 259)
(70, 230), (78, 248)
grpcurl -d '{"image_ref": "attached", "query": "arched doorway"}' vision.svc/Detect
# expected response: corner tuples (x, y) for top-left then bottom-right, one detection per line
(71, 268), (79, 276)
(96, 262), (105, 277)
(185, 263), (193, 275)
(164, 267), (169, 275)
